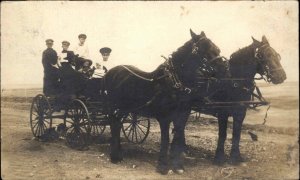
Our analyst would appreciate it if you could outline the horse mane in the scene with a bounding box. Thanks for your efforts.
[170,39,193,66]
[230,44,255,64]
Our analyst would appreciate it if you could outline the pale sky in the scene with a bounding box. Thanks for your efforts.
[1,1,298,88]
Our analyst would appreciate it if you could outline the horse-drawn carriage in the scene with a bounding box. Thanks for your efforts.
[30,30,286,174]
[30,78,151,150]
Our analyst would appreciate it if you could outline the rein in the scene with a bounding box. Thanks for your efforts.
[121,65,154,82]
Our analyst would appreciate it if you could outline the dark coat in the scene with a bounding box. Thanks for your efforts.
[42,48,59,96]
[42,48,58,76]
[59,51,86,96]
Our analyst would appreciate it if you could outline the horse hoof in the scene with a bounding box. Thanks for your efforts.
[110,157,123,164]
[213,158,225,166]
[213,154,226,166]
[229,156,244,165]
[156,165,169,175]
[156,168,169,175]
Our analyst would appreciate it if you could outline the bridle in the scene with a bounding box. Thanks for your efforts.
[162,36,222,94]
[254,44,283,82]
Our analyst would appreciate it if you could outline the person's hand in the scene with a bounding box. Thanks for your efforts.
[95,63,101,69]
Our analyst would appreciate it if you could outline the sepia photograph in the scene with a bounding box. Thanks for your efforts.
[1,1,299,179]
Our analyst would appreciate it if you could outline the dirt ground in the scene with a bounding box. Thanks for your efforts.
[1,82,299,180]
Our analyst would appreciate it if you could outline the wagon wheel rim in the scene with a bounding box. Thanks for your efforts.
[30,94,52,138]
[122,113,150,144]
[65,99,91,149]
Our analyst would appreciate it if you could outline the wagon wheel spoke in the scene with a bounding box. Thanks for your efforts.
[34,123,39,136]
[131,125,135,142]
[32,121,39,129]
[129,113,133,120]
[137,126,143,141]
[36,123,41,136]
[39,122,45,136]
[65,119,74,124]
[123,123,133,132]
[43,119,50,125]
[41,122,47,135]
[127,125,134,140]
[33,103,38,112]
[31,112,39,117]
[31,116,39,122]
[78,120,89,127]
[137,123,148,129]
[135,126,139,142]
[136,124,147,136]
[78,124,86,133]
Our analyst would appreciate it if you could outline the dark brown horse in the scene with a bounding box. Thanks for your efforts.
[103,30,223,174]
[193,36,286,165]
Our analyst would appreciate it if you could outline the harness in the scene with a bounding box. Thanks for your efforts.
[162,55,192,94]
[254,44,283,83]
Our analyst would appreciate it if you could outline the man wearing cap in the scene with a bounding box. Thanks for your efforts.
[57,41,75,68]
[42,39,59,96]
[74,34,89,60]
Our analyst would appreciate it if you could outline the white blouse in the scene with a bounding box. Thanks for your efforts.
[74,43,89,59]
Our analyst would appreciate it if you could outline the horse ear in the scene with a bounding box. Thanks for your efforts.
[190,29,197,40]
[262,35,269,44]
[200,31,206,37]
[251,36,260,45]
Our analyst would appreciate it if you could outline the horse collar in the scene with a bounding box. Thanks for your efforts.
[162,56,192,94]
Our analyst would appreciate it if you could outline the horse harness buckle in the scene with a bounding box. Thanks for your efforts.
[184,87,192,94]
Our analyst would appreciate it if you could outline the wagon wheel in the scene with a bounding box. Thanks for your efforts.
[65,99,91,150]
[30,94,52,138]
[90,112,107,137]
[121,113,150,144]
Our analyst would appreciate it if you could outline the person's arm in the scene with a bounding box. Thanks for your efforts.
[49,50,58,65]
[57,56,62,67]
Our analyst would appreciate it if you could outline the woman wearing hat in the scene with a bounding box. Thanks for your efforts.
[74,33,90,59]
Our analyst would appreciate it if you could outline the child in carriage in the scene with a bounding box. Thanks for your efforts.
[77,59,95,79]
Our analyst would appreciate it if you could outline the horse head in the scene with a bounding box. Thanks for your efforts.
[190,29,221,61]
[252,36,287,84]
[172,29,223,89]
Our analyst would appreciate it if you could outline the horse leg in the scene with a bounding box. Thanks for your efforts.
[213,112,229,165]
[109,115,123,163]
[230,109,246,164]
[170,110,189,174]
[156,118,171,175]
